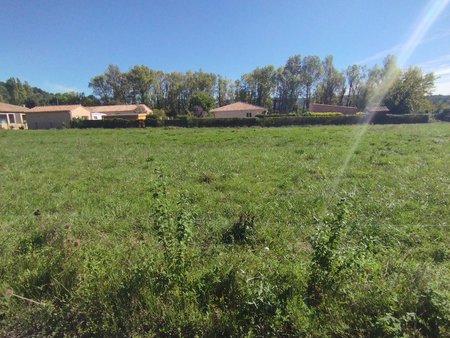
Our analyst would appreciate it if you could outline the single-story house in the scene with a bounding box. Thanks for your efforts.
[90,112,106,120]
[210,102,267,118]
[309,103,358,115]
[87,104,152,121]
[27,105,91,129]
[0,102,29,129]
[365,106,390,114]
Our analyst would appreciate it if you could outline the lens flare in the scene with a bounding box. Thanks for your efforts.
[324,0,449,211]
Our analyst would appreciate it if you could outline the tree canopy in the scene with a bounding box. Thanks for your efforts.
[189,92,215,117]
[1,54,436,115]
[0,78,100,108]
[384,66,435,114]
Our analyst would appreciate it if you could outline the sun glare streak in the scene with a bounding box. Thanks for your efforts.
[324,0,450,213]
[398,0,450,67]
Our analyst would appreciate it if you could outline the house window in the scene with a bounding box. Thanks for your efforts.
[246,112,252,117]
[8,114,15,123]
[0,114,7,124]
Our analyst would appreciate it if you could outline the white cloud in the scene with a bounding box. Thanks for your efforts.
[355,31,450,66]
[418,54,450,94]
[419,53,450,68]
[433,73,450,94]
[44,82,80,93]
[434,67,450,76]
[355,45,402,65]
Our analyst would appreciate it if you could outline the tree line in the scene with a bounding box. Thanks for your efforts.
[0,78,100,108]
[1,54,436,115]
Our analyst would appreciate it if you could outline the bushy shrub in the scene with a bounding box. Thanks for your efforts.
[150,108,166,120]
[305,111,344,116]
[435,108,450,122]
[71,114,429,129]
[144,115,429,128]
[369,113,429,124]
[73,118,141,128]
[222,212,256,244]
[188,117,260,128]
[255,112,298,118]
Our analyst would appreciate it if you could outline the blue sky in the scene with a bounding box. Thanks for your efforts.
[1,0,450,94]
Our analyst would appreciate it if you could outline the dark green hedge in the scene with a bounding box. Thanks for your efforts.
[258,115,361,126]
[435,109,450,122]
[370,113,429,124]
[147,115,360,128]
[147,114,428,127]
[74,119,142,129]
[72,114,429,129]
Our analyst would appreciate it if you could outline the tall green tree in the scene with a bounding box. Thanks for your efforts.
[154,70,168,109]
[189,91,215,117]
[238,65,276,109]
[5,78,26,105]
[277,55,303,113]
[302,56,323,110]
[357,55,401,110]
[344,65,365,107]
[384,67,435,114]
[126,65,156,105]
[314,55,344,105]
[89,75,112,104]
[216,76,234,106]
[165,72,186,116]
[0,84,9,102]
[188,70,217,96]
[104,65,129,103]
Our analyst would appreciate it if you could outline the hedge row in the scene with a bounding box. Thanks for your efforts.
[435,109,450,122]
[370,113,429,124]
[73,119,142,129]
[147,114,428,127]
[72,114,429,129]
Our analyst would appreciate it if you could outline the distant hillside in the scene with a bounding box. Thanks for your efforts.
[428,95,450,109]
[0,77,99,108]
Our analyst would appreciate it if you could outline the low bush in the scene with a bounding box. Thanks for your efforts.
[435,109,450,122]
[147,116,362,128]
[72,114,429,129]
[222,211,256,244]
[74,118,141,128]
[305,111,344,116]
[370,113,429,124]
[260,115,362,126]
[150,108,166,120]
[255,112,298,118]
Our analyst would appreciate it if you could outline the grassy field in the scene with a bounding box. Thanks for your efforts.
[1,123,449,336]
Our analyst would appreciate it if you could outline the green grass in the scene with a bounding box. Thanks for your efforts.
[1,124,449,336]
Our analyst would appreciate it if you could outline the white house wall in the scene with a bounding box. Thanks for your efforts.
[213,110,261,118]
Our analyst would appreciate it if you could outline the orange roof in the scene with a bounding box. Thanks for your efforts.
[211,101,266,113]
[29,105,83,113]
[86,104,152,114]
[309,103,357,114]
[366,106,390,113]
[0,102,30,113]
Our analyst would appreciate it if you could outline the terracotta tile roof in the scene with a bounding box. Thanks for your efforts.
[28,105,83,113]
[0,102,30,113]
[309,103,358,114]
[211,101,266,113]
[365,106,390,113]
[86,104,152,114]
